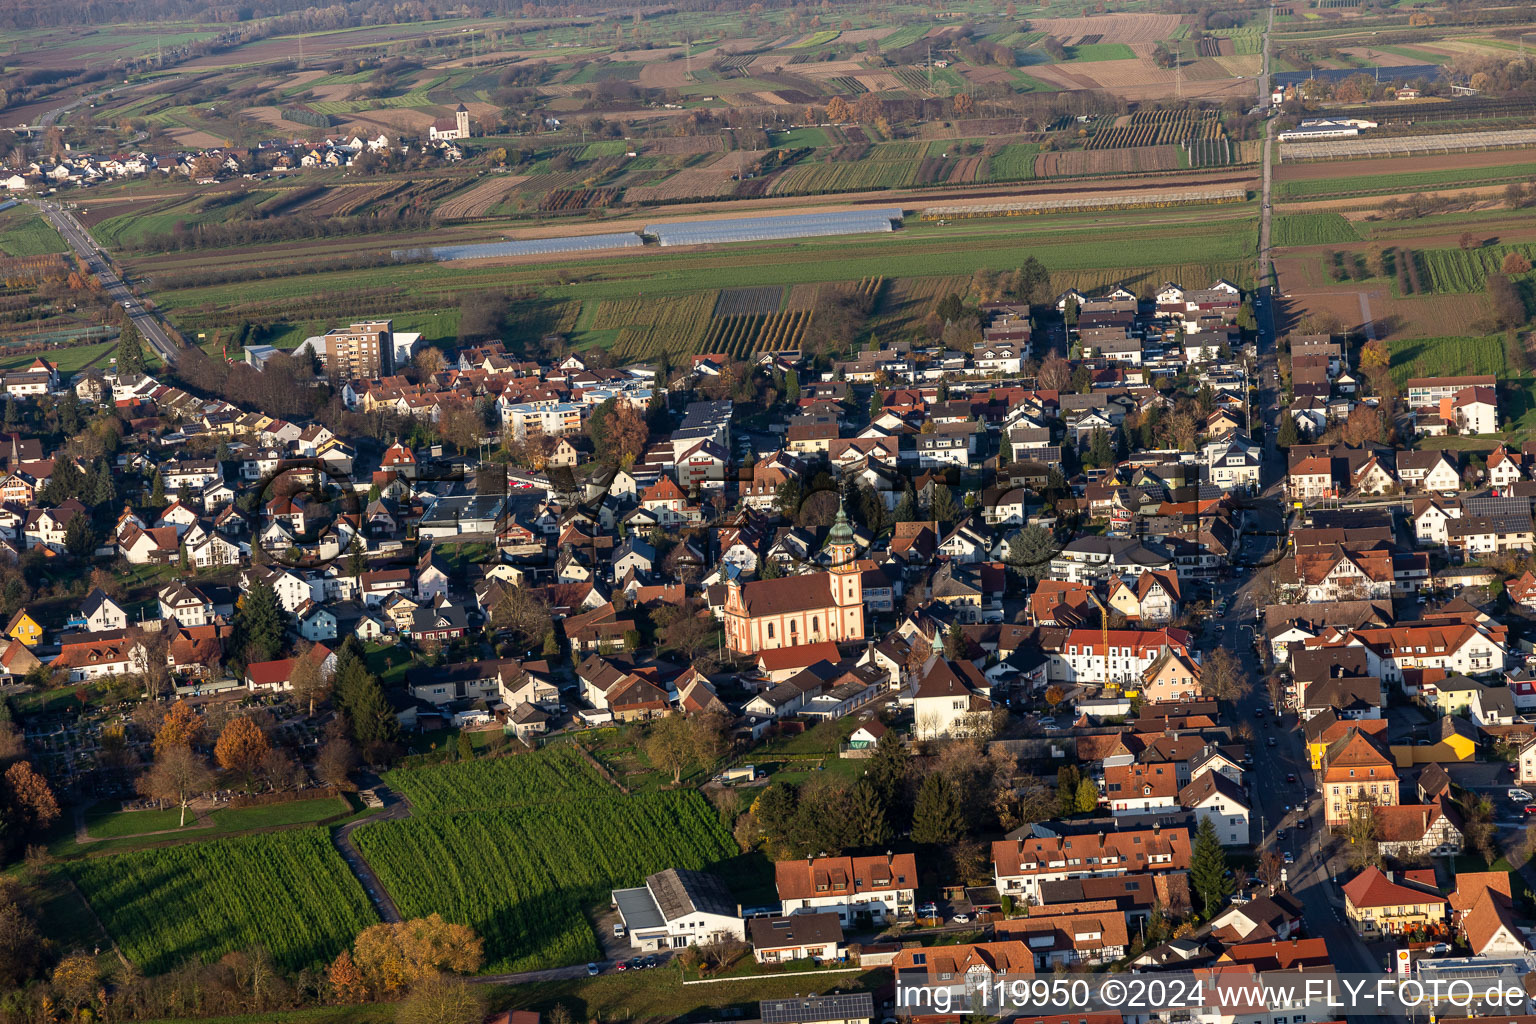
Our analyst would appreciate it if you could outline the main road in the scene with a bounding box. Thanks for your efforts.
[30,199,181,366]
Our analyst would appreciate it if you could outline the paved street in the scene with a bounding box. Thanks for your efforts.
[28,198,182,366]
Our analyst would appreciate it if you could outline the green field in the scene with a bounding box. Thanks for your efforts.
[355,748,737,971]
[94,190,278,250]
[987,143,1040,181]
[1389,334,1509,387]
[1062,42,1136,61]
[0,210,68,257]
[1411,243,1536,294]
[1275,161,1536,200]
[1272,212,1363,246]
[0,339,119,374]
[383,744,611,813]
[69,829,375,974]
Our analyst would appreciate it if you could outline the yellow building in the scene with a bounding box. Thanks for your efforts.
[1342,866,1448,937]
[1389,715,1478,768]
[5,608,42,648]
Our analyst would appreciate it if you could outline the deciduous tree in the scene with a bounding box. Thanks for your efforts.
[215,716,270,784]
[2,761,58,832]
[153,701,201,756]
[395,975,486,1024]
[137,744,215,827]
[1200,648,1249,703]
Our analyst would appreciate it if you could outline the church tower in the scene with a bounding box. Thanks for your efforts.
[826,497,864,641]
[454,104,470,139]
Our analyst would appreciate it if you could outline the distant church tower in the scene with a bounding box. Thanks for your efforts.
[454,104,470,138]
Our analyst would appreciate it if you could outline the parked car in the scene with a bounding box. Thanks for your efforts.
[1427,943,1452,955]
[1523,805,1536,815]
[1283,851,1294,864]
[1286,773,1296,783]
[642,955,658,969]
[587,963,600,976]
[627,957,643,970]
[1511,789,1533,803]
[613,923,625,937]
[1296,818,1308,829]
[1267,737,1277,746]
[951,914,970,925]
[615,960,629,972]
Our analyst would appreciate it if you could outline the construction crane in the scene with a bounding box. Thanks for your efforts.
[1086,587,1113,694]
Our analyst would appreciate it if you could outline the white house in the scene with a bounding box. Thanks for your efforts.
[775,854,917,926]
[611,868,746,951]
[1180,770,1251,846]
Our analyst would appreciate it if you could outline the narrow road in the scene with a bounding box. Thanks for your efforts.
[333,788,411,925]
[30,198,182,366]
[1257,2,1277,290]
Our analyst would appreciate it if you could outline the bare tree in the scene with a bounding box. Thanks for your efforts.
[137,745,215,827]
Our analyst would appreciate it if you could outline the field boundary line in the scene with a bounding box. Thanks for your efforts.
[682,966,866,985]
[65,876,132,971]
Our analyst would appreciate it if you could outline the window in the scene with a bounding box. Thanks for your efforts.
[767,624,775,639]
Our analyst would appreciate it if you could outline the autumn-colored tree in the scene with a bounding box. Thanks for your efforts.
[215,716,270,784]
[351,915,484,998]
[413,347,446,379]
[1503,251,1532,275]
[317,737,359,789]
[952,92,975,116]
[1358,337,1389,377]
[329,949,368,1003]
[608,401,650,466]
[51,953,98,1010]
[3,761,59,832]
[1341,403,1382,446]
[153,701,200,756]
[825,95,852,122]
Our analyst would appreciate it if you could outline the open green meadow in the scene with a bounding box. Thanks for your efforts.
[1271,212,1362,246]
[0,209,68,257]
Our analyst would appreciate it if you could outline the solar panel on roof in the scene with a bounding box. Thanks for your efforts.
[760,993,875,1024]
[395,232,643,262]
[646,208,902,247]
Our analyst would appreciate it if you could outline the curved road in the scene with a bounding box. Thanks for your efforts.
[30,199,181,366]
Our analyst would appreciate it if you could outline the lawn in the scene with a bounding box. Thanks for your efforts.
[56,796,356,859]
[0,211,68,257]
[85,805,186,838]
